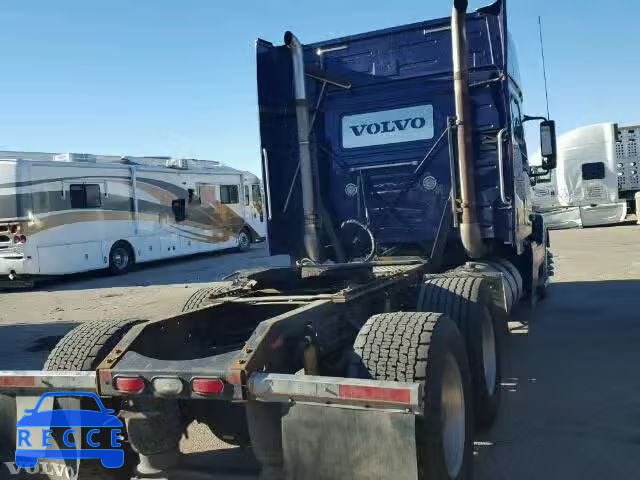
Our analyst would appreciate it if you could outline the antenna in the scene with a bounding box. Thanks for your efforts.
[538,16,551,119]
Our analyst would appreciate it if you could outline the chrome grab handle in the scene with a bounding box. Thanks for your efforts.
[497,128,509,204]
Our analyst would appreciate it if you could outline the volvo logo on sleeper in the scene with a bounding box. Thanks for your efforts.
[341,105,434,149]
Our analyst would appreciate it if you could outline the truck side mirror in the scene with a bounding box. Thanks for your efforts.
[540,120,557,170]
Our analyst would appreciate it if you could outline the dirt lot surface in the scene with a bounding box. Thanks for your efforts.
[2,225,640,479]
[0,246,288,370]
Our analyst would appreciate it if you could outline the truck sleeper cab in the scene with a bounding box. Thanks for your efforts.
[258,0,543,266]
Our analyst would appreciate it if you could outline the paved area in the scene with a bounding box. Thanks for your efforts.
[476,223,640,479]
[2,225,640,479]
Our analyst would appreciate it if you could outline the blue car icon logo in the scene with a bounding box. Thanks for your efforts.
[15,391,124,469]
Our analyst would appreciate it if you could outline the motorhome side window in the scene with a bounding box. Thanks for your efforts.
[220,185,239,204]
[69,184,102,209]
[198,185,217,206]
[244,185,250,206]
[252,184,264,221]
[251,184,262,204]
[582,162,605,180]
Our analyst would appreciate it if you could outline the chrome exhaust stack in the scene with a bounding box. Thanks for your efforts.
[452,0,488,259]
[284,31,322,262]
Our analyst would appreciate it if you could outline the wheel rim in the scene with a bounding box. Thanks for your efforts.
[238,232,250,249]
[481,311,497,395]
[441,352,466,478]
[112,248,129,270]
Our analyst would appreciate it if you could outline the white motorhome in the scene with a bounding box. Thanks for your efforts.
[531,123,628,229]
[0,155,266,281]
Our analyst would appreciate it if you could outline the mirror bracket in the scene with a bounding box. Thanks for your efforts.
[522,115,548,124]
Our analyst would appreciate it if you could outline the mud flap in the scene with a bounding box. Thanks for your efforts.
[12,395,80,479]
[281,404,418,480]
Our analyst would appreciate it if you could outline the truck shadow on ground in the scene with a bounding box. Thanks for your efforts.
[0,323,77,370]
[178,448,261,476]
[2,280,640,479]
[475,278,640,480]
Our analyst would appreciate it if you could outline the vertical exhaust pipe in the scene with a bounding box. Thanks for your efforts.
[284,31,322,262]
[452,0,488,259]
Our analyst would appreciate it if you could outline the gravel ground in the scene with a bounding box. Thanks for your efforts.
[2,225,640,479]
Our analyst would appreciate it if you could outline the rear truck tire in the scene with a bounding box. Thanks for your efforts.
[108,240,134,275]
[418,276,502,431]
[45,318,143,371]
[181,283,234,312]
[350,312,473,480]
[44,318,143,479]
[237,228,251,253]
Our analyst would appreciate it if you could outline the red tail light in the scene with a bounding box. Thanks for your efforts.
[191,377,225,395]
[114,376,145,394]
[338,384,412,404]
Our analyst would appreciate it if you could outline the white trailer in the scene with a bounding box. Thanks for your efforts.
[0,156,266,281]
[615,124,640,210]
[531,123,628,229]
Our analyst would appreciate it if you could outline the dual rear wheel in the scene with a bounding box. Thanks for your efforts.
[351,277,506,479]
[351,312,473,480]
[418,276,503,430]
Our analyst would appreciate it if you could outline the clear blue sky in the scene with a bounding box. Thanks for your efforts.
[1,1,638,174]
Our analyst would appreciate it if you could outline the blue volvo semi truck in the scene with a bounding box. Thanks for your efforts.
[0,1,557,479]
